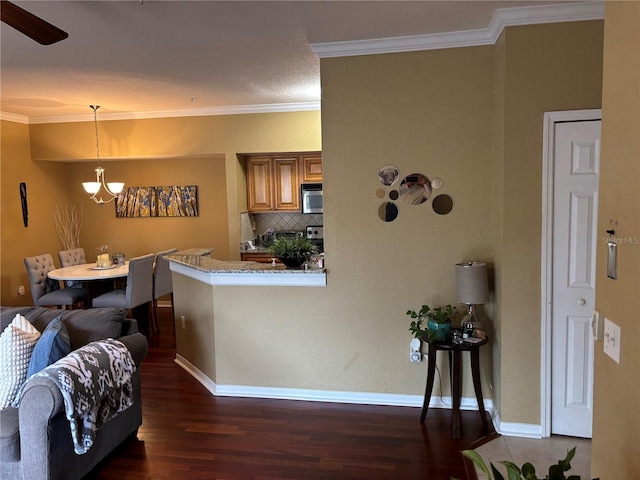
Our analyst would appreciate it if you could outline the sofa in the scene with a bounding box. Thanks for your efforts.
[0,306,149,480]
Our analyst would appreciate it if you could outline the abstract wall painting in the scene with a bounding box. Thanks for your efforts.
[115,185,198,218]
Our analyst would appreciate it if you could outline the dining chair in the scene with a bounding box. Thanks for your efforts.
[91,253,155,323]
[58,247,87,288]
[24,254,87,309]
[152,248,178,332]
[58,247,86,267]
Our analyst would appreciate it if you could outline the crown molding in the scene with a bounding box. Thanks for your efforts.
[0,111,29,124]
[3,101,320,125]
[311,1,604,58]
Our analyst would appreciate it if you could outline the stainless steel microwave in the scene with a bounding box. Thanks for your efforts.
[301,183,323,214]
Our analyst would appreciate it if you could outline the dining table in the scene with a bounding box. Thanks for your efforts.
[48,262,129,304]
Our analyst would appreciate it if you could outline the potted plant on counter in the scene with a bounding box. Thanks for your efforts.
[268,237,317,268]
[406,304,457,343]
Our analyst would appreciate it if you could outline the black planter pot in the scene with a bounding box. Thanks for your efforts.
[277,255,308,268]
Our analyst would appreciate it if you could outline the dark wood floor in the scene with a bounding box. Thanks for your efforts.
[87,309,497,480]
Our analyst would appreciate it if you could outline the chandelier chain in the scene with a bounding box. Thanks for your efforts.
[90,105,101,166]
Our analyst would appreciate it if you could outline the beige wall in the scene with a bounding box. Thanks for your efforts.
[495,21,603,423]
[320,46,495,396]
[592,2,640,476]
[1,121,72,306]
[64,155,230,263]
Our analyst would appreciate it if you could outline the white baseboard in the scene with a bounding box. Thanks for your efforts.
[175,353,497,413]
[492,410,543,438]
[174,354,218,394]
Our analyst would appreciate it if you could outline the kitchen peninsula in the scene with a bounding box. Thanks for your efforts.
[166,248,329,399]
[168,248,325,287]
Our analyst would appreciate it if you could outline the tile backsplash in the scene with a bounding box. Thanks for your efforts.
[253,213,323,234]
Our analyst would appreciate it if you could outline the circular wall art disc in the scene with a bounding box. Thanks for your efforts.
[399,173,431,205]
[431,177,443,189]
[432,194,454,215]
[378,201,399,222]
[378,165,400,186]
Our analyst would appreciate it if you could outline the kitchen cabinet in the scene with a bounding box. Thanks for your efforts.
[246,153,321,212]
[273,157,299,210]
[246,155,299,212]
[240,252,282,264]
[246,157,273,211]
[301,154,322,183]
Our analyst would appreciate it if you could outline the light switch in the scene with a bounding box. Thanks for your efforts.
[603,318,621,364]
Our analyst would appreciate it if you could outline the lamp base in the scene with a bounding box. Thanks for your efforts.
[461,304,483,338]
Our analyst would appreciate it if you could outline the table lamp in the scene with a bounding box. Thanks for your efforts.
[455,261,489,333]
[240,212,256,250]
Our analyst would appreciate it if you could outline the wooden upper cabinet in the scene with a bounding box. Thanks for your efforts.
[273,157,300,211]
[247,156,274,211]
[246,152,320,212]
[301,154,322,183]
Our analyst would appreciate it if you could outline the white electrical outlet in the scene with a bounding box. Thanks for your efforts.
[603,317,621,364]
[409,338,422,362]
[17,285,25,296]
[180,315,186,330]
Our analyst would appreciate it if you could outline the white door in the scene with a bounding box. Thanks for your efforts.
[551,120,601,438]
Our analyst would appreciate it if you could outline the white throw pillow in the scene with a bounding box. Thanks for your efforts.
[0,314,41,409]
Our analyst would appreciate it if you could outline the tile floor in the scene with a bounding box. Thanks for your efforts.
[473,435,592,479]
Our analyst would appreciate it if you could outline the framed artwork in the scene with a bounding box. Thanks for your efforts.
[115,185,198,218]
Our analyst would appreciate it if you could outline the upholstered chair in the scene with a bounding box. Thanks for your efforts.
[58,247,86,267]
[24,254,87,308]
[91,254,155,321]
[151,248,177,332]
[58,247,87,287]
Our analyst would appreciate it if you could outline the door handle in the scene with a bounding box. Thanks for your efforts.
[577,298,586,306]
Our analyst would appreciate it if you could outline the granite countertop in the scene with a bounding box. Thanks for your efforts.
[168,249,324,275]
[240,246,273,255]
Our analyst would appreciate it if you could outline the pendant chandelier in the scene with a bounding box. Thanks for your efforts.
[82,105,124,204]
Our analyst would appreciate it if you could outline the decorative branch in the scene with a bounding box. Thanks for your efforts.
[51,202,83,250]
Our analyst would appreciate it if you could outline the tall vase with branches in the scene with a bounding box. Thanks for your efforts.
[51,202,83,250]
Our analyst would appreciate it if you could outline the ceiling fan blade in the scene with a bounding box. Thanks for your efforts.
[1,0,68,45]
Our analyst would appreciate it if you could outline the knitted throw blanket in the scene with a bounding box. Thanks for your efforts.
[24,339,135,454]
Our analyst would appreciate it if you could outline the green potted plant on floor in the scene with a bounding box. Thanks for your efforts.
[268,236,317,268]
[406,304,457,343]
[455,446,599,480]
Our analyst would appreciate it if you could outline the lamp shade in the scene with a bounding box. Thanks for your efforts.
[240,212,255,243]
[82,182,101,194]
[455,261,489,304]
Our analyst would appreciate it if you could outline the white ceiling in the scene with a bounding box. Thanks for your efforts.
[0,0,602,122]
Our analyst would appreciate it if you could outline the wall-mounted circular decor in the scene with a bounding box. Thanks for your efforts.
[378,165,400,186]
[432,194,454,215]
[399,173,431,205]
[378,202,399,222]
[431,177,443,189]
[389,189,399,201]
[376,188,387,199]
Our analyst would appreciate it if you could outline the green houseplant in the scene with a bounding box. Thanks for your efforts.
[406,304,457,343]
[268,237,317,268]
[456,446,599,480]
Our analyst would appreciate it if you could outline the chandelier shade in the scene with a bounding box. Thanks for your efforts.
[82,106,124,204]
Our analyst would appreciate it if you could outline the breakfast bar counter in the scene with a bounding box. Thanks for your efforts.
[167,249,326,287]
[166,247,329,395]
